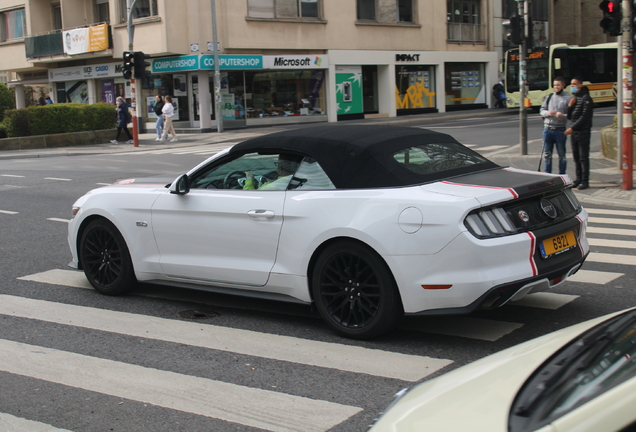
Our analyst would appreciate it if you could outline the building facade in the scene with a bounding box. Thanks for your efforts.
[0,0,499,130]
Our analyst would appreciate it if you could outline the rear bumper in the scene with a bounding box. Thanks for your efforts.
[405,252,588,316]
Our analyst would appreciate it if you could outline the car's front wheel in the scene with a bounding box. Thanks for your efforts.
[79,218,136,295]
[312,241,403,339]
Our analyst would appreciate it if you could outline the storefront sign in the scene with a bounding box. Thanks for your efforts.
[200,55,263,70]
[396,54,421,62]
[263,55,328,69]
[152,55,200,73]
[49,62,122,82]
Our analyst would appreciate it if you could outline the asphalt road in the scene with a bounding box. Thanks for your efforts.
[1,110,635,432]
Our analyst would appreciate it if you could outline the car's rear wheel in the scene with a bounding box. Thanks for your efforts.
[312,241,403,339]
[79,218,136,295]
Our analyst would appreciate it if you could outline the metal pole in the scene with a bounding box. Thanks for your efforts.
[211,0,223,133]
[519,0,528,155]
[617,33,623,170]
[127,0,139,147]
[621,0,633,189]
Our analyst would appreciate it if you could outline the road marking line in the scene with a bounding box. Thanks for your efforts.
[44,177,72,181]
[588,238,636,249]
[588,216,636,227]
[477,145,509,151]
[587,226,636,237]
[0,210,19,215]
[0,413,73,432]
[46,218,70,223]
[585,208,636,217]
[586,252,636,266]
[402,316,522,342]
[18,269,92,289]
[95,183,111,186]
[566,269,624,284]
[0,174,25,178]
[0,338,361,432]
[0,293,450,382]
[511,292,579,309]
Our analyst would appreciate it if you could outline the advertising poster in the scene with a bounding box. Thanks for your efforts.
[221,93,235,121]
[63,28,89,55]
[102,79,115,104]
[66,80,89,104]
[147,96,158,119]
[335,66,363,116]
[88,24,108,52]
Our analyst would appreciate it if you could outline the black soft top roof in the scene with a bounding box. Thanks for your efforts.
[230,125,498,189]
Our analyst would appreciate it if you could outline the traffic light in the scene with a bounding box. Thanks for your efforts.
[599,0,622,36]
[133,51,151,79]
[507,15,523,45]
[122,51,134,80]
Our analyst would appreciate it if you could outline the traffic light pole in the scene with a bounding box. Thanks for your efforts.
[519,0,529,155]
[621,0,633,189]
[127,0,139,147]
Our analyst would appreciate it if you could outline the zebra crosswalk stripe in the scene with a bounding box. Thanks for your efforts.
[0,294,451,382]
[586,252,636,266]
[588,216,636,227]
[0,413,73,432]
[0,339,361,432]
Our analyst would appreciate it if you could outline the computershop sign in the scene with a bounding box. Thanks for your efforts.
[151,55,263,73]
[151,54,328,73]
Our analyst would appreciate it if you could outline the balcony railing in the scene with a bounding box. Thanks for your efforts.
[25,23,111,59]
[447,23,485,44]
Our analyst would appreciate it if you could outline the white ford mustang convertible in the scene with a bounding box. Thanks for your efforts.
[68,125,589,338]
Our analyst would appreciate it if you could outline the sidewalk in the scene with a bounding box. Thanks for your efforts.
[1,108,635,208]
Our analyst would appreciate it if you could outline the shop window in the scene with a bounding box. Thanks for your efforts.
[247,0,320,19]
[119,0,157,23]
[0,8,26,41]
[395,65,437,115]
[244,70,326,118]
[446,0,484,43]
[444,62,486,109]
[357,0,375,20]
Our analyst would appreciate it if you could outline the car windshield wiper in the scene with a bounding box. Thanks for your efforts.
[513,310,636,418]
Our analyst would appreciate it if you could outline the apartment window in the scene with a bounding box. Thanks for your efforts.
[119,0,158,23]
[247,0,320,19]
[397,0,413,22]
[52,4,62,30]
[447,0,484,43]
[1,8,26,41]
[96,0,110,23]
[357,0,375,20]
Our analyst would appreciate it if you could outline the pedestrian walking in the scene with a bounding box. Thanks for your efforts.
[492,81,506,108]
[564,77,593,190]
[111,96,134,144]
[161,95,177,142]
[539,76,570,174]
[153,95,165,141]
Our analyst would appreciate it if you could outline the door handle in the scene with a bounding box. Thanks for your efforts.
[247,209,275,220]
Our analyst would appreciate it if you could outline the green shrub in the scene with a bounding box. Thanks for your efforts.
[2,102,116,137]
[0,82,15,122]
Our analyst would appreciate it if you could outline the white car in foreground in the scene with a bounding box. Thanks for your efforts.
[68,125,589,338]
[369,307,636,432]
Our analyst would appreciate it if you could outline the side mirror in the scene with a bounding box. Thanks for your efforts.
[169,174,190,195]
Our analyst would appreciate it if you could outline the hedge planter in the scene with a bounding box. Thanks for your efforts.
[0,129,117,152]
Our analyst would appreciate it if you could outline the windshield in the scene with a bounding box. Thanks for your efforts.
[506,48,550,93]
[509,310,636,432]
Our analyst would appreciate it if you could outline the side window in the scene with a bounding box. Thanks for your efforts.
[289,157,335,190]
[189,152,304,191]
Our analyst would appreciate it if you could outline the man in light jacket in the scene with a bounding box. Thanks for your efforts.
[540,76,571,174]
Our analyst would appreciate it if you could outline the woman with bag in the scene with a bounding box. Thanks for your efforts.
[153,95,165,141]
[160,95,178,142]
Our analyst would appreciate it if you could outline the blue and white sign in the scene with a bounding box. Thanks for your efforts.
[151,55,200,73]
[200,55,263,70]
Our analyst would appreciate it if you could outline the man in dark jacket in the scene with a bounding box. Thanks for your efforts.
[564,77,593,190]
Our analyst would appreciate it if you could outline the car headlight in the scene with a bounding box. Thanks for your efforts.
[71,206,80,218]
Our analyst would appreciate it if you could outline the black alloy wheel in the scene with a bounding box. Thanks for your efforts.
[312,241,403,339]
[79,219,136,295]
